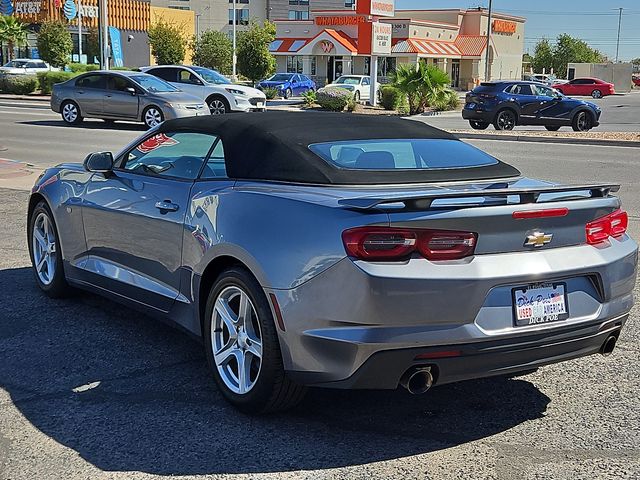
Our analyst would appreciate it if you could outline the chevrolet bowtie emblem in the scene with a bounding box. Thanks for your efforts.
[525,232,553,247]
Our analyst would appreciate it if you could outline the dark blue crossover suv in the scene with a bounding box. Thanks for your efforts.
[462,81,601,131]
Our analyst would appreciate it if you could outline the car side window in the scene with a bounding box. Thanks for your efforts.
[26,62,39,68]
[200,139,228,179]
[533,85,553,96]
[75,74,107,89]
[108,75,134,92]
[121,132,217,180]
[148,68,177,82]
[508,84,533,95]
[178,69,202,85]
[362,77,370,85]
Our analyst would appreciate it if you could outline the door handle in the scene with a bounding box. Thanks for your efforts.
[105,94,112,98]
[155,200,179,212]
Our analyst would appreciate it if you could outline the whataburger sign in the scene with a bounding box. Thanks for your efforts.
[353,0,394,55]
[356,0,394,17]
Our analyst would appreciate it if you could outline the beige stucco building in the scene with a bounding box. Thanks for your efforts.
[270,7,526,89]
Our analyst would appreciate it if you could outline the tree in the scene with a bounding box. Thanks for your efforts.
[391,62,451,115]
[531,38,553,74]
[85,27,100,64]
[37,20,73,68]
[236,20,276,83]
[551,34,605,78]
[148,19,187,65]
[192,30,232,74]
[0,16,28,62]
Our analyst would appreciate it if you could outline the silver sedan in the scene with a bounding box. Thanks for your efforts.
[50,70,208,128]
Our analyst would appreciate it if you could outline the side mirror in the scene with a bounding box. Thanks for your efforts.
[84,152,114,173]
[125,87,136,95]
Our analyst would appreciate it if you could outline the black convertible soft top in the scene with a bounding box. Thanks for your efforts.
[159,112,520,184]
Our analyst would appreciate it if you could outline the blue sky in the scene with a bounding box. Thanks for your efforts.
[398,1,640,61]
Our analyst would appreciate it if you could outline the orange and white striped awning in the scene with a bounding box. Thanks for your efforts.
[392,39,461,57]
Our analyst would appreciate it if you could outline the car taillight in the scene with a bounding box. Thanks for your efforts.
[585,209,628,245]
[342,227,477,261]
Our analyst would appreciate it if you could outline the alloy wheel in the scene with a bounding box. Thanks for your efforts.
[32,212,57,285]
[144,108,163,127]
[62,103,78,123]
[575,111,591,131]
[592,90,602,98]
[209,99,227,115]
[496,111,515,130]
[211,286,263,395]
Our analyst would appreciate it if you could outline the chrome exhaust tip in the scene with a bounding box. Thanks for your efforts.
[400,366,433,395]
[600,335,617,357]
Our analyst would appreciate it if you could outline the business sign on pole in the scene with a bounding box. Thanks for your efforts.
[108,26,125,67]
[371,21,392,55]
[356,0,394,18]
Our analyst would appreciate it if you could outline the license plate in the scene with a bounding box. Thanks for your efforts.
[257,102,264,108]
[513,283,569,327]
[466,102,476,109]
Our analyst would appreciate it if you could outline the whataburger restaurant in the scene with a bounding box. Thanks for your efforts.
[270,3,526,90]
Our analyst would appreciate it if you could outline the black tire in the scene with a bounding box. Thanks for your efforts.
[60,100,83,125]
[545,125,561,131]
[142,105,164,128]
[204,267,306,413]
[207,96,230,115]
[572,110,594,131]
[283,88,292,99]
[354,90,361,102]
[493,109,517,130]
[591,89,602,98]
[28,201,70,298]
[469,120,489,130]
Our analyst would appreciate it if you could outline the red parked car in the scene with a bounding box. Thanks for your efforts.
[632,76,640,87]
[553,78,615,98]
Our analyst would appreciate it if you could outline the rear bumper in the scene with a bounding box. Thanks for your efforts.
[462,108,494,122]
[301,314,626,389]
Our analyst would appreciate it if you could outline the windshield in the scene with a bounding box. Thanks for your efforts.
[191,67,231,85]
[130,75,178,93]
[334,76,361,85]
[268,74,293,82]
[309,139,499,170]
[3,60,28,68]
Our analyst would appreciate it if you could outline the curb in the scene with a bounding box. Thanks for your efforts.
[452,132,640,148]
[0,94,50,102]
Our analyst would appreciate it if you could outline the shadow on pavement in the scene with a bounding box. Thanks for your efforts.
[0,266,550,475]
[19,120,147,131]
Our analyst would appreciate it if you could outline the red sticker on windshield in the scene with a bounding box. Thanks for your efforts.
[137,134,179,153]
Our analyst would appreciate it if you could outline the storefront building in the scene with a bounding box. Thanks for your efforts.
[270,7,525,89]
[1,0,160,67]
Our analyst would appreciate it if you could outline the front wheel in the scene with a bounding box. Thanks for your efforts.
[545,125,561,131]
[283,88,292,99]
[493,109,516,130]
[591,89,602,98]
[572,111,593,131]
[354,90,361,102]
[61,101,83,125]
[208,97,230,115]
[143,106,164,128]
[469,120,489,130]
[28,201,69,297]
[204,267,306,413]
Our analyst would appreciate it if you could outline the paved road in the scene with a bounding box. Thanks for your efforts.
[414,91,640,132]
[0,124,639,479]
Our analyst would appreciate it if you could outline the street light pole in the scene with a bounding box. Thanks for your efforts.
[99,0,109,69]
[78,0,83,62]
[615,7,623,63]
[232,0,237,79]
[484,0,492,81]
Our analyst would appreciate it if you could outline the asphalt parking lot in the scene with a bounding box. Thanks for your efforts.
[1,121,639,479]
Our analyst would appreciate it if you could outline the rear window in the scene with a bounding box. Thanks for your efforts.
[472,84,498,93]
[308,139,499,170]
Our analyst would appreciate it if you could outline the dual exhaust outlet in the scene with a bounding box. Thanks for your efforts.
[400,333,618,395]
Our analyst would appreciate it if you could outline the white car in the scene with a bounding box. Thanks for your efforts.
[141,65,267,115]
[322,75,377,102]
[0,59,58,75]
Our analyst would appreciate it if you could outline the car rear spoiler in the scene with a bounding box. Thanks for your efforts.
[337,183,620,210]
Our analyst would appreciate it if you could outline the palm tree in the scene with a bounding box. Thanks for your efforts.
[391,62,451,115]
[0,16,28,62]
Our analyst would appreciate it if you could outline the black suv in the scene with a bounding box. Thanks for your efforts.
[462,81,601,131]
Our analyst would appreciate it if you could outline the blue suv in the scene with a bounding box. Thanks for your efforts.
[462,81,601,131]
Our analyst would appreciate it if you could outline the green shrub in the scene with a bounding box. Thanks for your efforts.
[0,75,38,95]
[37,71,78,95]
[263,87,278,100]
[316,87,351,112]
[346,95,357,112]
[68,63,99,73]
[301,89,316,107]
[379,85,408,112]
[432,89,461,111]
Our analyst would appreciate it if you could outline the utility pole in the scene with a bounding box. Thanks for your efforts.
[98,0,109,69]
[615,7,623,63]
[484,0,493,81]
[78,0,83,62]
[232,0,237,79]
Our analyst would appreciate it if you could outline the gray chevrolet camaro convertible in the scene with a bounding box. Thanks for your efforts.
[27,112,638,413]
